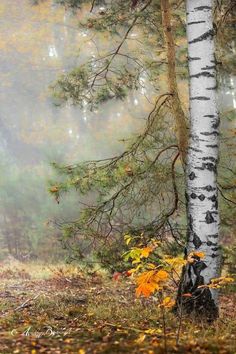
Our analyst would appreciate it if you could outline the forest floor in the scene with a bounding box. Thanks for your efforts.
[0,261,235,354]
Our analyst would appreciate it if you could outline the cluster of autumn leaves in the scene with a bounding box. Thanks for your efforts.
[136,269,170,298]
[122,235,234,309]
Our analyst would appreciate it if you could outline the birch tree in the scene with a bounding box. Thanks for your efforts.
[177,0,220,320]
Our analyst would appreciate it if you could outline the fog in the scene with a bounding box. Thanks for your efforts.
[0,0,235,261]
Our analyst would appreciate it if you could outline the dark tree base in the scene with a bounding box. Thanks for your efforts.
[175,287,219,322]
[174,262,219,322]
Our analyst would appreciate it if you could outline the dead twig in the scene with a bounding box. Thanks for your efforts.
[15,294,40,311]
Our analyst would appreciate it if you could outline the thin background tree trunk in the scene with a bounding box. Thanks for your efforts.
[160,0,188,166]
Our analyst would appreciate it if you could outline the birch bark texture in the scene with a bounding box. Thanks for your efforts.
[178,0,221,320]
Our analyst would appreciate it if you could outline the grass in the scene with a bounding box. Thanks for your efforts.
[0,261,235,353]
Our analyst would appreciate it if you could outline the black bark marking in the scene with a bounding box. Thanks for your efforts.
[205,211,215,224]
[189,214,193,231]
[202,156,217,162]
[205,162,216,172]
[202,185,216,192]
[190,193,197,199]
[185,191,190,202]
[189,29,214,44]
[190,133,200,140]
[206,86,217,91]
[206,144,218,148]
[208,233,218,238]
[193,233,202,248]
[194,6,211,11]
[195,162,216,173]
[208,194,217,202]
[200,131,219,136]
[189,147,202,153]
[188,56,201,61]
[190,96,210,101]
[189,171,196,180]
[208,194,218,210]
[207,241,217,246]
[201,65,216,70]
[190,72,214,78]
[212,119,220,129]
[184,246,188,256]
[204,115,216,118]
[211,247,219,252]
[188,20,206,25]
[211,253,219,258]
[198,194,205,201]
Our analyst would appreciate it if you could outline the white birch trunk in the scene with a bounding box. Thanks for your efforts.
[178,0,220,320]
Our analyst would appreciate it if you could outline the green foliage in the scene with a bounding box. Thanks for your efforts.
[51,61,140,109]
[51,66,90,106]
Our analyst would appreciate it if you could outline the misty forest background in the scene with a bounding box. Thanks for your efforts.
[0,0,235,353]
[0,0,140,262]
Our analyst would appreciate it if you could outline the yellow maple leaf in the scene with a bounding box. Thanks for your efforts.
[224,277,234,282]
[211,276,234,285]
[78,350,86,354]
[160,296,175,308]
[135,333,146,344]
[147,263,157,269]
[164,257,187,267]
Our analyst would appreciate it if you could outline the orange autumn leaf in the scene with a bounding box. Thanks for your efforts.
[193,251,205,259]
[187,251,205,264]
[137,270,168,285]
[50,186,59,193]
[156,270,168,281]
[136,270,168,297]
[137,270,155,285]
[141,247,153,258]
[136,282,159,297]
